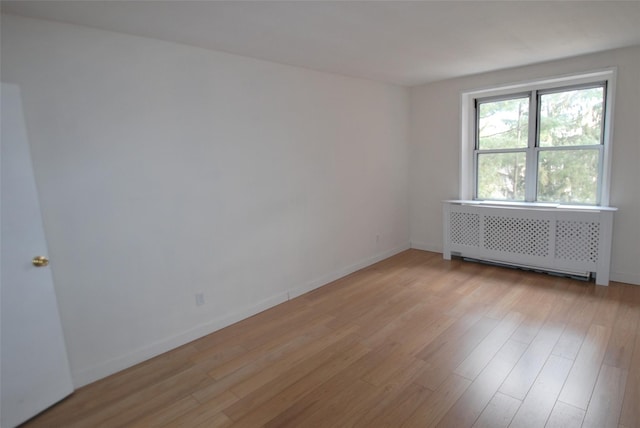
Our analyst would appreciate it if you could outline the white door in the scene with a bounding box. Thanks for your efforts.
[1,83,74,428]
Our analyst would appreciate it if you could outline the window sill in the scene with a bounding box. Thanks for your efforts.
[444,200,618,212]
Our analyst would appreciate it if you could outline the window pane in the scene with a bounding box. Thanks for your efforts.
[478,97,529,149]
[537,149,599,204]
[477,152,526,200]
[539,86,604,147]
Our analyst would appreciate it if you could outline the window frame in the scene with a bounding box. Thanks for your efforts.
[460,68,616,207]
[474,92,531,202]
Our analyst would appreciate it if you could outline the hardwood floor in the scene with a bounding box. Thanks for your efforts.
[22,250,640,427]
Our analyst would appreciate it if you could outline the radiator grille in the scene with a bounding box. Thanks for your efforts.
[555,220,600,263]
[443,201,616,285]
[484,215,550,257]
[450,212,480,246]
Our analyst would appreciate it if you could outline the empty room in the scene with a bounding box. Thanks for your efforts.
[1,1,639,427]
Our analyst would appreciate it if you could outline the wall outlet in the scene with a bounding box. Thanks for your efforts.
[195,292,205,306]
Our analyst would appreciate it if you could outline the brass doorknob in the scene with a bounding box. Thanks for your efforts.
[32,256,49,267]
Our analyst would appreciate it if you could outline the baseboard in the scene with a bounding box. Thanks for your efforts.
[287,243,411,299]
[71,291,289,388]
[409,241,442,253]
[610,271,640,286]
[71,243,411,388]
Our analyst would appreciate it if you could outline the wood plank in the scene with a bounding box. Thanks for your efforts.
[545,402,585,428]
[345,286,428,338]
[22,344,201,427]
[361,301,452,350]
[617,325,640,428]
[415,315,500,390]
[361,349,424,388]
[498,322,565,400]
[552,291,599,360]
[583,364,628,428]
[192,412,232,428]
[558,323,612,409]
[603,302,640,369]
[484,279,527,320]
[162,390,238,427]
[591,285,624,328]
[190,344,248,373]
[206,316,333,380]
[189,323,334,404]
[442,267,512,318]
[226,343,372,427]
[544,284,580,326]
[509,287,555,344]
[351,358,428,425]
[436,339,527,427]
[272,379,379,427]
[229,327,360,399]
[414,311,484,360]
[471,392,521,428]
[352,382,432,428]
[401,373,472,427]
[261,340,405,428]
[453,311,525,380]
[222,338,368,422]
[129,396,200,427]
[293,358,426,428]
[191,300,320,351]
[69,365,212,428]
[508,354,574,427]
[361,316,456,386]
[324,279,404,326]
[307,268,400,314]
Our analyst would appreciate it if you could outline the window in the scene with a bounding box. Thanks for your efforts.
[461,69,615,206]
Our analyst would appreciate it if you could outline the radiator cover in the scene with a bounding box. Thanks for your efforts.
[443,201,617,285]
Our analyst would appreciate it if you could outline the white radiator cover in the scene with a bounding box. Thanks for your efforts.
[443,201,617,286]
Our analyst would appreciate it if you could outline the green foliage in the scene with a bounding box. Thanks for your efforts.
[478,152,526,200]
[537,150,599,204]
[478,97,529,149]
[539,87,603,147]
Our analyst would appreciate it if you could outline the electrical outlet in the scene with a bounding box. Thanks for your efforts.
[195,292,205,306]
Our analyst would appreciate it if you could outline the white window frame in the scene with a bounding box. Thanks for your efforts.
[460,68,616,206]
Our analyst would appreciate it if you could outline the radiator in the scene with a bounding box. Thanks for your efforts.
[442,201,617,285]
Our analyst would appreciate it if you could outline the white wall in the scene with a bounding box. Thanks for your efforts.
[0,15,410,387]
[409,46,640,285]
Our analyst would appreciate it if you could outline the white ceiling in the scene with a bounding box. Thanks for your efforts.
[2,1,639,86]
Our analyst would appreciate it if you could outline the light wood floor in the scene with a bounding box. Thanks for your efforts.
[23,250,640,428]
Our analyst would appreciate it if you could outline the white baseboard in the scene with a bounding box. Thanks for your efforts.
[409,241,442,253]
[610,271,640,286]
[71,243,411,388]
[71,291,289,388]
[288,243,411,299]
